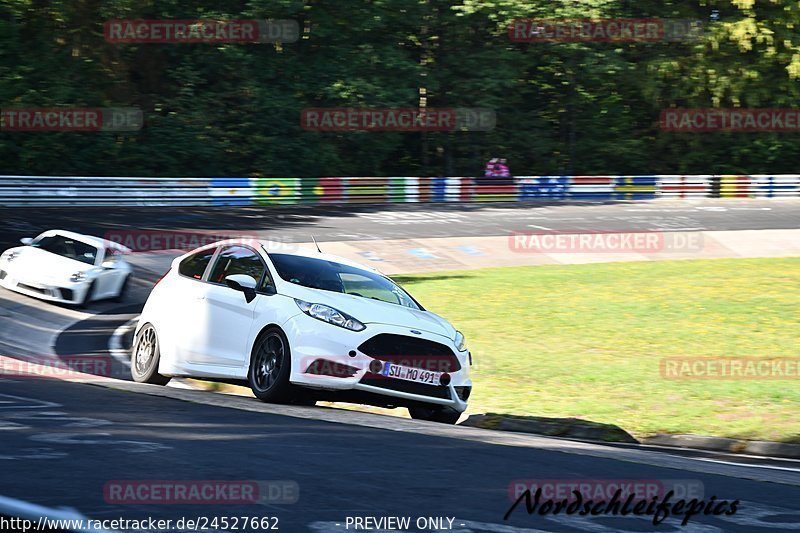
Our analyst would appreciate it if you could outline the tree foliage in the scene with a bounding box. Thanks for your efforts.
[1,0,798,176]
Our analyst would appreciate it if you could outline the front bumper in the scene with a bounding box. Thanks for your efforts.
[0,267,89,305]
[283,312,471,412]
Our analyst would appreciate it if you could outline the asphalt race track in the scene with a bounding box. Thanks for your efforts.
[2,378,800,532]
[1,199,798,251]
[1,199,800,532]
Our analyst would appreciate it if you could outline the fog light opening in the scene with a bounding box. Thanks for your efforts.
[368,359,384,374]
[440,372,451,386]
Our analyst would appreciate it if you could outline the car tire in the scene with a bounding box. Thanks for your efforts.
[77,280,96,308]
[113,275,129,303]
[131,323,171,385]
[408,406,462,425]
[248,327,298,403]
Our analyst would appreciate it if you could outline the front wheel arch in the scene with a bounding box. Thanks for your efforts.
[247,325,294,403]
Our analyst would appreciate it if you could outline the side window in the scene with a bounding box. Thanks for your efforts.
[179,248,216,280]
[208,246,265,285]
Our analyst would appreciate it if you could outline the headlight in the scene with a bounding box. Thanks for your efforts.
[294,299,366,331]
[454,330,467,352]
[70,272,87,283]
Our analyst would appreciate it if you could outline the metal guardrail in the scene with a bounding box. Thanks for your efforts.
[0,175,798,207]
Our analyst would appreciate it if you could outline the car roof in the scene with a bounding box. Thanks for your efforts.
[211,238,380,273]
[38,229,131,253]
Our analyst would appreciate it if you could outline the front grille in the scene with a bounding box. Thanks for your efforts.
[360,372,451,399]
[358,334,461,373]
[59,288,74,301]
[18,283,47,295]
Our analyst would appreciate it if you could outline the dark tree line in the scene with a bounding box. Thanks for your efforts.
[2,0,799,177]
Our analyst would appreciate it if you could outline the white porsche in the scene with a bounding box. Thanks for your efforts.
[132,239,472,423]
[0,229,132,306]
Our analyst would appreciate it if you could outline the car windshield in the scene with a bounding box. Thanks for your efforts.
[31,234,99,266]
[268,253,421,310]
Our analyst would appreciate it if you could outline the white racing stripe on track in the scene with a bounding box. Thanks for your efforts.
[107,317,205,391]
[108,316,138,367]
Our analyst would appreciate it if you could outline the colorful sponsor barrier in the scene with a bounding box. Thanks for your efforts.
[614,176,658,200]
[660,175,712,198]
[0,175,798,206]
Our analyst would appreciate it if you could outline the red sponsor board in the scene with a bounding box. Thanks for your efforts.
[319,177,345,202]
[571,176,614,185]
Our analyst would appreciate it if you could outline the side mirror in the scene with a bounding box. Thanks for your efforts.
[225,274,258,303]
[20,237,33,245]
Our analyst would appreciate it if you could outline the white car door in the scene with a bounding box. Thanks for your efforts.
[92,248,126,298]
[195,245,265,367]
[170,247,219,364]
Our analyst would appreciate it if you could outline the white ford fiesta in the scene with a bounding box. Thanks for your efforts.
[0,229,132,306]
[132,239,472,423]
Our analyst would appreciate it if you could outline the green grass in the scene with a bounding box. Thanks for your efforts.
[393,257,800,442]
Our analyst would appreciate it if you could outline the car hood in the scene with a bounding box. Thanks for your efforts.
[280,283,457,340]
[2,246,94,282]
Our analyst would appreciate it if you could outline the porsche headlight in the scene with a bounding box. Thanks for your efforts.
[294,299,366,331]
[454,330,467,352]
[70,271,87,283]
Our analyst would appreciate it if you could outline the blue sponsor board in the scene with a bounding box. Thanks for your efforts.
[519,176,569,199]
[431,177,448,202]
[757,176,800,197]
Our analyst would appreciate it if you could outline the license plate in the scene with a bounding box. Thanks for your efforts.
[381,363,443,385]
